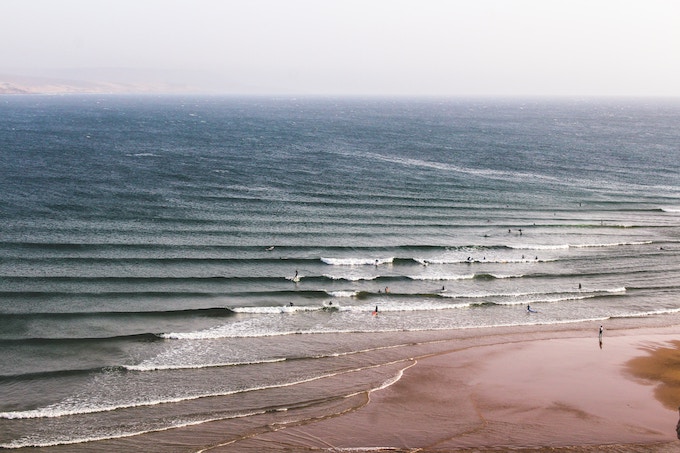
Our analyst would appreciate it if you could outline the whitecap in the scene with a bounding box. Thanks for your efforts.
[321,257,394,266]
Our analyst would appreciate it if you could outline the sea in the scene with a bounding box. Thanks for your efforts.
[1,95,680,450]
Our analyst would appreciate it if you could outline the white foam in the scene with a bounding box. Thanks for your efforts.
[327,290,359,298]
[1,405,274,448]
[231,305,317,314]
[510,241,652,250]
[509,244,570,250]
[321,257,394,266]
[423,257,555,264]
[484,273,525,279]
[1,364,366,421]
[625,306,680,316]
[323,274,378,281]
[569,240,653,248]
[124,357,286,372]
[441,287,626,299]
[414,272,523,280]
[127,152,159,157]
[407,274,475,281]
[371,360,417,393]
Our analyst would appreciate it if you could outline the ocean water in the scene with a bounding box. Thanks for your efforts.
[1,95,680,449]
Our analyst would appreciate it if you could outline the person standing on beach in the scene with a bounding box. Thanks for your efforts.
[599,325,604,341]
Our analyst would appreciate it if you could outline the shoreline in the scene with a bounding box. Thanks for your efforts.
[22,319,680,452]
[204,321,680,452]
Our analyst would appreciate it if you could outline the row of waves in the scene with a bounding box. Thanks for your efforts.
[0,286,630,346]
[0,307,235,321]
[1,265,669,309]
[0,351,414,424]
[5,302,680,424]
[0,285,628,321]
[0,270,642,300]
[1,207,672,228]
[0,240,659,255]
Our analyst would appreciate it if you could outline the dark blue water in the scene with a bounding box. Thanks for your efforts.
[1,95,680,448]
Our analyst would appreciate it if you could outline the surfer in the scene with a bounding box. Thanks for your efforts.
[373,305,378,315]
[527,305,537,313]
[266,246,274,251]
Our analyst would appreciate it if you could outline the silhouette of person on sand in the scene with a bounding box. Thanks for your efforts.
[599,325,604,348]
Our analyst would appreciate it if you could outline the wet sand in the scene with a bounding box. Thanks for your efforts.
[38,322,680,452]
[201,324,680,452]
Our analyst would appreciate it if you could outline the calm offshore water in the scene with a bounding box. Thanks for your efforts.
[1,95,680,449]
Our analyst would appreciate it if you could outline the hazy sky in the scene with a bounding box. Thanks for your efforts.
[2,0,679,96]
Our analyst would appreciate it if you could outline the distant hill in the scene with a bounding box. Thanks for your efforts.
[0,74,190,95]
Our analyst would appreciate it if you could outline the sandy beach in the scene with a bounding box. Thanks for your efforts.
[3,322,678,453]
[15,321,680,453]
[188,323,680,453]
